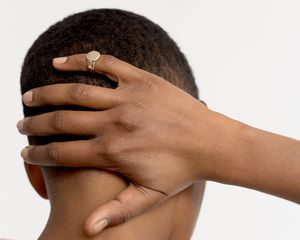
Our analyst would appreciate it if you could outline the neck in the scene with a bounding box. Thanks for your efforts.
[39,168,127,240]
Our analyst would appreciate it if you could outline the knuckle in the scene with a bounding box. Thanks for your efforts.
[51,111,64,131]
[102,139,120,158]
[94,136,130,168]
[69,83,89,101]
[113,198,132,224]
[101,137,128,162]
[47,143,60,164]
[118,119,136,133]
[102,55,118,67]
[141,77,157,90]
[33,86,45,104]
[132,70,158,90]
[116,104,139,132]
[120,207,132,224]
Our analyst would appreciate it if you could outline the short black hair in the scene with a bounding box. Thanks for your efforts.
[20,8,199,147]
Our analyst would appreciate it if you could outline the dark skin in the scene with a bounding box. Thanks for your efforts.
[17,53,300,236]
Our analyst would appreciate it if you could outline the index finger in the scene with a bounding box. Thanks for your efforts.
[52,53,145,85]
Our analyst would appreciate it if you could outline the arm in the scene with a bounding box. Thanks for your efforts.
[210,119,300,203]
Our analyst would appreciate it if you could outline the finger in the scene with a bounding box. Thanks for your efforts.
[22,83,121,108]
[84,184,168,236]
[21,140,107,167]
[52,54,145,84]
[17,110,112,136]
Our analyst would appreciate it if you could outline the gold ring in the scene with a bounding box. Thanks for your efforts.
[86,51,101,72]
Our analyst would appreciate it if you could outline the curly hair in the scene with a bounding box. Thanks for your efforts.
[20,9,199,175]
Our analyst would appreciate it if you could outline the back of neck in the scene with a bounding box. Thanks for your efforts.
[39,168,127,240]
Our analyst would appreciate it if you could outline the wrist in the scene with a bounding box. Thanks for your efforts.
[198,111,253,184]
[210,118,261,186]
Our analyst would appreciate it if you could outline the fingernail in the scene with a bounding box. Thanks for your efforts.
[53,56,68,64]
[21,147,29,160]
[16,119,24,133]
[23,91,33,104]
[93,219,108,235]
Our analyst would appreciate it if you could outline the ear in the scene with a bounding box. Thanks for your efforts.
[24,162,48,199]
[199,100,207,107]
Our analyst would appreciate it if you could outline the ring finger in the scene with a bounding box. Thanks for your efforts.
[17,110,113,136]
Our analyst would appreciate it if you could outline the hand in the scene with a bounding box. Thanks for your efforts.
[18,53,240,235]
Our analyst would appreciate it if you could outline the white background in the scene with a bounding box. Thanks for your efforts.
[1,0,299,239]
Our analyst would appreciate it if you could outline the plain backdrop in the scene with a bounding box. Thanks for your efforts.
[1,0,299,239]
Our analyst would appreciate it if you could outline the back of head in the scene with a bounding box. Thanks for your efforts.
[20,8,199,186]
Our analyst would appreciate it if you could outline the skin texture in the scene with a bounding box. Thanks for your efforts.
[36,168,205,240]
[18,53,300,236]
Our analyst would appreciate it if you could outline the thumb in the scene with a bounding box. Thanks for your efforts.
[84,183,168,236]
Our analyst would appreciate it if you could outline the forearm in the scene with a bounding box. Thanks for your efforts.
[207,117,300,203]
